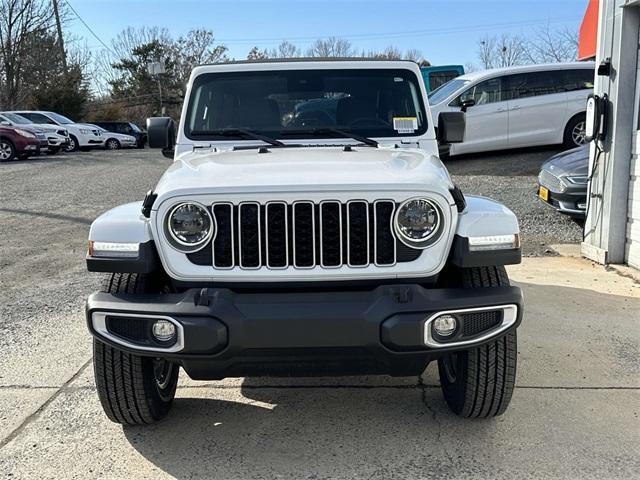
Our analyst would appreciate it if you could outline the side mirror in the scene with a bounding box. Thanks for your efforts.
[437,112,465,144]
[147,117,176,159]
[460,99,475,113]
[0,120,10,126]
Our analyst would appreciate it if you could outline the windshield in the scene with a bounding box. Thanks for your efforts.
[428,78,470,104]
[185,68,427,141]
[47,112,74,124]
[2,112,32,124]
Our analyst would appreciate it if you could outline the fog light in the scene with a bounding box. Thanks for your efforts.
[432,315,458,337]
[152,319,177,342]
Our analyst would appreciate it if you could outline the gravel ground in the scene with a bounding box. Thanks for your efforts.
[446,146,583,255]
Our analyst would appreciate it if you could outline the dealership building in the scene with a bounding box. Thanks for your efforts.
[579,0,640,269]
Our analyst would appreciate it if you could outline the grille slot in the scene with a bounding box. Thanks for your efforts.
[206,199,410,270]
[238,202,261,268]
[320,201,342,267]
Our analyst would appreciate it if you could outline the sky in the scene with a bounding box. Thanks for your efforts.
[65,0,588,67]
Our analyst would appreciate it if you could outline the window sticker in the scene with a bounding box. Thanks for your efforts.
[393,117,418,134]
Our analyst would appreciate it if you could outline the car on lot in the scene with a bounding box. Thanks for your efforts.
[8,110,103,152]
[429,62,595,156]
[421,64,464,94]
[85,59,524,425]
[0,125,48,161]
[0,112,69,154]
[537,144,589,218]
[90,121,147,148]
[87,124,137,150]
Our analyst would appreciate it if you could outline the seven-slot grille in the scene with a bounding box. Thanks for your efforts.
[206,200,400,270]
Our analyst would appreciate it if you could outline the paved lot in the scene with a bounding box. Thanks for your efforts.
[0,149,638,479]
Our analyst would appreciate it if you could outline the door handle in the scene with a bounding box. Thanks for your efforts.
[510,105,521,111]
[496,107,507,112]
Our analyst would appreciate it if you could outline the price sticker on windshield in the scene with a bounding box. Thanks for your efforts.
[393,117,418,134]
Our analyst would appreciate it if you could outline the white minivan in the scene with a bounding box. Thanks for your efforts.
[429,62,595,156]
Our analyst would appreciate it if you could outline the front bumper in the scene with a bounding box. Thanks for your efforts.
[86,284,523,379]
[537,183,587,218]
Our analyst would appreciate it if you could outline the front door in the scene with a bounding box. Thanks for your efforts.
[449,77,509,155]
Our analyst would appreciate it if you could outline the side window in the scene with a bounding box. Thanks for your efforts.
[563,69,594,91]
[27,113,56,124]
[507,71,562,100]
[451,77,503,106]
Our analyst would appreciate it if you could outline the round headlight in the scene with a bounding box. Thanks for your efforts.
[166,202,214,250]
[394,198,442,248]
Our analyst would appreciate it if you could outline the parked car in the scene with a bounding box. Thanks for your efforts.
[421,65,464,94]
[8,110,103,152]
[91,121,147,148]
[87,124,137,150]
[429,62,595,156]
[0,125,48,161]
[537,145,589,218]
[85,59,524,425]
[0,112,69,154]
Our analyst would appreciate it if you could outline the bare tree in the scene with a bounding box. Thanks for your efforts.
[477,34,527,69]
[306,36,355,58]
[247,46,269,60]
[0,0,56,108]
[173,29,228,85]
[269,40,301,59]
[523,24,578,63]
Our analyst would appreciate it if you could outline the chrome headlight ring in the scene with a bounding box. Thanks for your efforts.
[164,201,215,253]
[393,197,444,249]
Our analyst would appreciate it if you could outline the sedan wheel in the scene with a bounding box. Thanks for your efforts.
[65,136,78,152]
[0,140,15,161]
[106,139,120,150]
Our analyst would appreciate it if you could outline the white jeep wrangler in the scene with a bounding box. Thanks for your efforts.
[86,60,523,425]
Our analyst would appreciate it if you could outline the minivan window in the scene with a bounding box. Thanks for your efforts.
[506,71,563,100]
[20,112,56,124]
[563,69,594,91]
[428,78,469,104]
[451,77,503,106]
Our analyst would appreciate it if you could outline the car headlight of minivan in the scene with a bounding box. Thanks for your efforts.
[394,198,442,248]
[79,128,91,134]
[165,202,214,251]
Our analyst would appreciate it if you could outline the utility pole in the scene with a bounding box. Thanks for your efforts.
[52,0,67,72]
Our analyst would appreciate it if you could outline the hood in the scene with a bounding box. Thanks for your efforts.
[542,145,589,177]
[153,146,453,200]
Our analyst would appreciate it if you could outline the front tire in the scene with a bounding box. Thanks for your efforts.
[0,139,16,161]
[105,138,120,150]
[437,266,517,418]
[93,273,179,425]
[65,135,79,152]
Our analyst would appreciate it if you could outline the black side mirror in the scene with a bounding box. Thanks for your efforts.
[147,117,176,159]
[460,99,475,113]
[437,112,465,144]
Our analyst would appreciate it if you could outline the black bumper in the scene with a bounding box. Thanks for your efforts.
[86,284,523,379]
[537,184,587,218]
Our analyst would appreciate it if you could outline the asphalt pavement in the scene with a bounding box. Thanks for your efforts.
[0,149,637,479]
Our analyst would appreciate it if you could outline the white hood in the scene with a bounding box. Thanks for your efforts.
[153,146,454,202]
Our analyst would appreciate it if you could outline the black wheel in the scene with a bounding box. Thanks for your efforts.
[65,135,79,152]
[436,266,517,418]
[0,138,16,162]
[105,138,121,150]
[93,273,179,425]
[563,114,586,149]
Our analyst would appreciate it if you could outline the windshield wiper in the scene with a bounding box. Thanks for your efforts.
[289,128,378,147]
[191,128,284,147]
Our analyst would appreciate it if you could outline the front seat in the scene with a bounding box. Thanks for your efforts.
[237,98,281,129]
[336,97,378,127]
